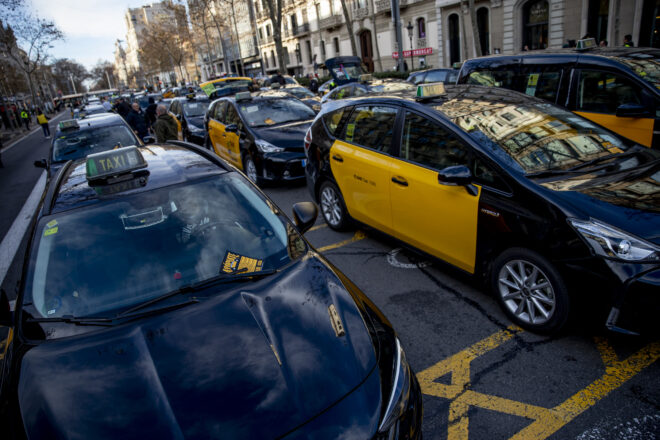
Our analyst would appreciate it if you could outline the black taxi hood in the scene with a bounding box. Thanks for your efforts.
[539,167,660,245]
[18,257,377,439]
[251,119,313,151]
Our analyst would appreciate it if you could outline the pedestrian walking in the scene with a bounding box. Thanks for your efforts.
[623,34,634,47]
[36,108,50,138]
[153,104,178,143]
[126,102,149,140]
[145,97,157,132]
[20,108,30,131]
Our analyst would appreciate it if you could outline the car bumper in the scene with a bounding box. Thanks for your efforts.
[258,151,306,182]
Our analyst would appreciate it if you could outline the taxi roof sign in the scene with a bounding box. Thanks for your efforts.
[58,119,79,131]
[416,82,446,99]
[576,38,597,50]
[235,91,252,102]
[86,146,147,182]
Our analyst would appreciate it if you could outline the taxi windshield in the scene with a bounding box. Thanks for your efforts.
[183,100,209,117]
[615,55,660,89]
[212,79,252,97]
[25,174,306,320]
[286,87,315,99]
[52,125,139,163]
[441,102,634,173]
[238,98,315,127]
[332,65,362,80]
[369,82,416,93]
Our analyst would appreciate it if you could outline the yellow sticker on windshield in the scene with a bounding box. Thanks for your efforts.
[46,219,58,228]
[345,123,355,141]
[44,227,58,237]
[221,251,263,274]
[264,118,275,125]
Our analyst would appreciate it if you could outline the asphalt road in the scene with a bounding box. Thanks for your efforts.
[0,137,658,439]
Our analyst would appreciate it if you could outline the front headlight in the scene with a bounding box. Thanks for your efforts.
[255,139,284,153]
[569,218,660,262]
[378,337,412,434]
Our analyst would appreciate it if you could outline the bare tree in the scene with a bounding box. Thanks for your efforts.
[262,0,286,73]
[90,61,117,90]
[0,11,63,106]
[338,0,358,56]
[51,58,88,94]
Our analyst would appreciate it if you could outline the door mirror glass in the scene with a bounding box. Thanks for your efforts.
[143,135,156,144]
[225,123,238,133]
[615,103,652,118]
[33,158,47,169]
[292,202,318,234]
[438,165,472,185]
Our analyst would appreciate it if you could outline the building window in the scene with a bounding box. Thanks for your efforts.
[259,28,263,39]
[417,17,425,38]
[334,37,340,54]
[264,52,269,68]
[320,40,327,59]
[448,13,460,65]
[477,7,490,55]
[587,0,609,44]
[306,40,313,63]
[522,0,548,50]
[271,50,276,67]
[266,24,271,36]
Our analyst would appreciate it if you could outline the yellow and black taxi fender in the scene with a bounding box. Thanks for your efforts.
[304,85,660,335]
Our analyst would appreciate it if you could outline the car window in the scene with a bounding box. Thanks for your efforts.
[183,100,209,117]
[521,67,562,103]
[225,104,241,126]
[322,107,348,137]
[52,125,139,163]
[25,174,307,321]
[341,105,398,153]
[577,70,642,114]
[425,70,448,83]
[401,111,470,170]
[238,98,315,127]
[409,72,425,85]
[473,156,510,192]
[213,101,227,121]
[467,69,518,90]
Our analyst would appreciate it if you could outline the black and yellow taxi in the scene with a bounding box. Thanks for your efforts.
[205,91,316,184]
[0,143,423,439]
[304,83,660,334]
[457,45,660,148]
[167,94,210,145]
[34,114,143,177]
[199,76,254,100]
[321,76,416,106]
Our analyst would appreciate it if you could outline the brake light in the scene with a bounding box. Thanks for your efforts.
[304,127,312,152]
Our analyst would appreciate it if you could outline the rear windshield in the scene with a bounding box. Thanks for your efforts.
[439,101,635,173]
[237,98,315,127]
[52,125,139,163]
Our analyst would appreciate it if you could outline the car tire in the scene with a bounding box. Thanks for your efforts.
[491,247,569,334]
[243,154,260,185]
[318,181,351,231]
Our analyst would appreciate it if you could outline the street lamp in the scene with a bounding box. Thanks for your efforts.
[406,21,414,71]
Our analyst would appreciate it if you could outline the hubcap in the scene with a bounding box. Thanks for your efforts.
[320,186,342,226]
[498,259,555,325]
[245,158,258,182]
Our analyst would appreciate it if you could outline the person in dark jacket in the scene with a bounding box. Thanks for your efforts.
[145,97,157,132]
[153,104,178,143]
[113,98,131,118]
[125,103,149,140]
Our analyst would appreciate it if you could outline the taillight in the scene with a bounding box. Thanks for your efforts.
[304,126,312,152]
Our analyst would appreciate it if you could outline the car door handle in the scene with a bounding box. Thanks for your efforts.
[332,154,343,162]
[391,176,408,186]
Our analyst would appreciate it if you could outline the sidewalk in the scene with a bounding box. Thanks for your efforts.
[0,110,68,151]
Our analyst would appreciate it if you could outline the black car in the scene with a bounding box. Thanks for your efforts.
[0,143,423,439]
[280,86,322,112]
[35,114,142,177]
[407,68,459,85]
[321,78,416,105]
[304,83,660,334]
[205,91,316,184]
[168,95,210,145]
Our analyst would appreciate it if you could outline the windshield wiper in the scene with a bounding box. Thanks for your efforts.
[115,267,278,318]
[27,315,116,326]
[566,151,637,171]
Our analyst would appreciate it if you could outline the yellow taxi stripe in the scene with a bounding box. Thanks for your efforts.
[317,231,366,252]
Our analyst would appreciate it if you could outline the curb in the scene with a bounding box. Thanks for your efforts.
[0,111,68,153]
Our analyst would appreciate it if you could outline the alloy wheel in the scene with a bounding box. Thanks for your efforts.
[497,259,556,326]
[320,186,342,227]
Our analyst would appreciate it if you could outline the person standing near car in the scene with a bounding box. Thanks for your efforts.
[20,108,30,131]
[145,97,157,133]
[126,103,149,140]
[36,108,50,138]
[153,104,178,143]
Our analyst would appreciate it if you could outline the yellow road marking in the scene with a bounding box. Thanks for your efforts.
[417,328,660,440]
[317,230,366,252]
[309,224,327,232]
[0,328,13,361]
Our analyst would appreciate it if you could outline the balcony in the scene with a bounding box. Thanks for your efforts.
[293,23,310,36]
[319,14,343,29]
[354,7,369,20]
[375,0,390,14]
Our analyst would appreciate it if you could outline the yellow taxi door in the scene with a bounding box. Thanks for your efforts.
[389,111,481,274]
[208,101,229,160]
[168,101,183,140]
[573,69,655,147]
[223,104,243,169]
[329,105,399,233]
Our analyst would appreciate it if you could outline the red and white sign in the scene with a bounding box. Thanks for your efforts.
[392,47,433,58]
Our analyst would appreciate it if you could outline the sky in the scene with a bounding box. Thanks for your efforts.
[31,0,157,70]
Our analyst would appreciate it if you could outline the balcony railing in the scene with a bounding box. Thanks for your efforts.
[354,7,369,20]
[319,14,343,29]
[375,0,390,13]
[293,23,310,35]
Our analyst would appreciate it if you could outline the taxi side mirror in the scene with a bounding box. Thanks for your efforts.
[615,103,652,118]
[292,202,318,234]
[225,124,238,133]
[0,289,12,327]
[143,136,156,144]
[33,158,47,169]
[438,165,478,196]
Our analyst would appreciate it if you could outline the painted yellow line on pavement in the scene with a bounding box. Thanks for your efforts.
[417,326,660,440]
[309,224,327,232]
[317,230,366,252]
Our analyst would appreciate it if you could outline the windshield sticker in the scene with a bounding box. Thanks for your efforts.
[345,123,355,141]
[222,251,263,274]
[525,74,539,96]
[243,105,259,113]
[264,118,275,125]
[44,226,58,237]
[46,219,58,228]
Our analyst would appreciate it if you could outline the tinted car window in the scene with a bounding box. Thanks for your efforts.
[467,69,518,89]
[341,105,398,153]
[521,67,562,102]
[237,98,315,127]
[213,101,227,121]
[425,70,448,83]
[183,100,210,117]
[401,111,469,170]
[26,174,306,320]
[52,125,139,163]
[322,107,348,137]
[225,104,241,126]
[577,70,642,114]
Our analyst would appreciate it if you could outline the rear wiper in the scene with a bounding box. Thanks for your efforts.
[115,267,278,318]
